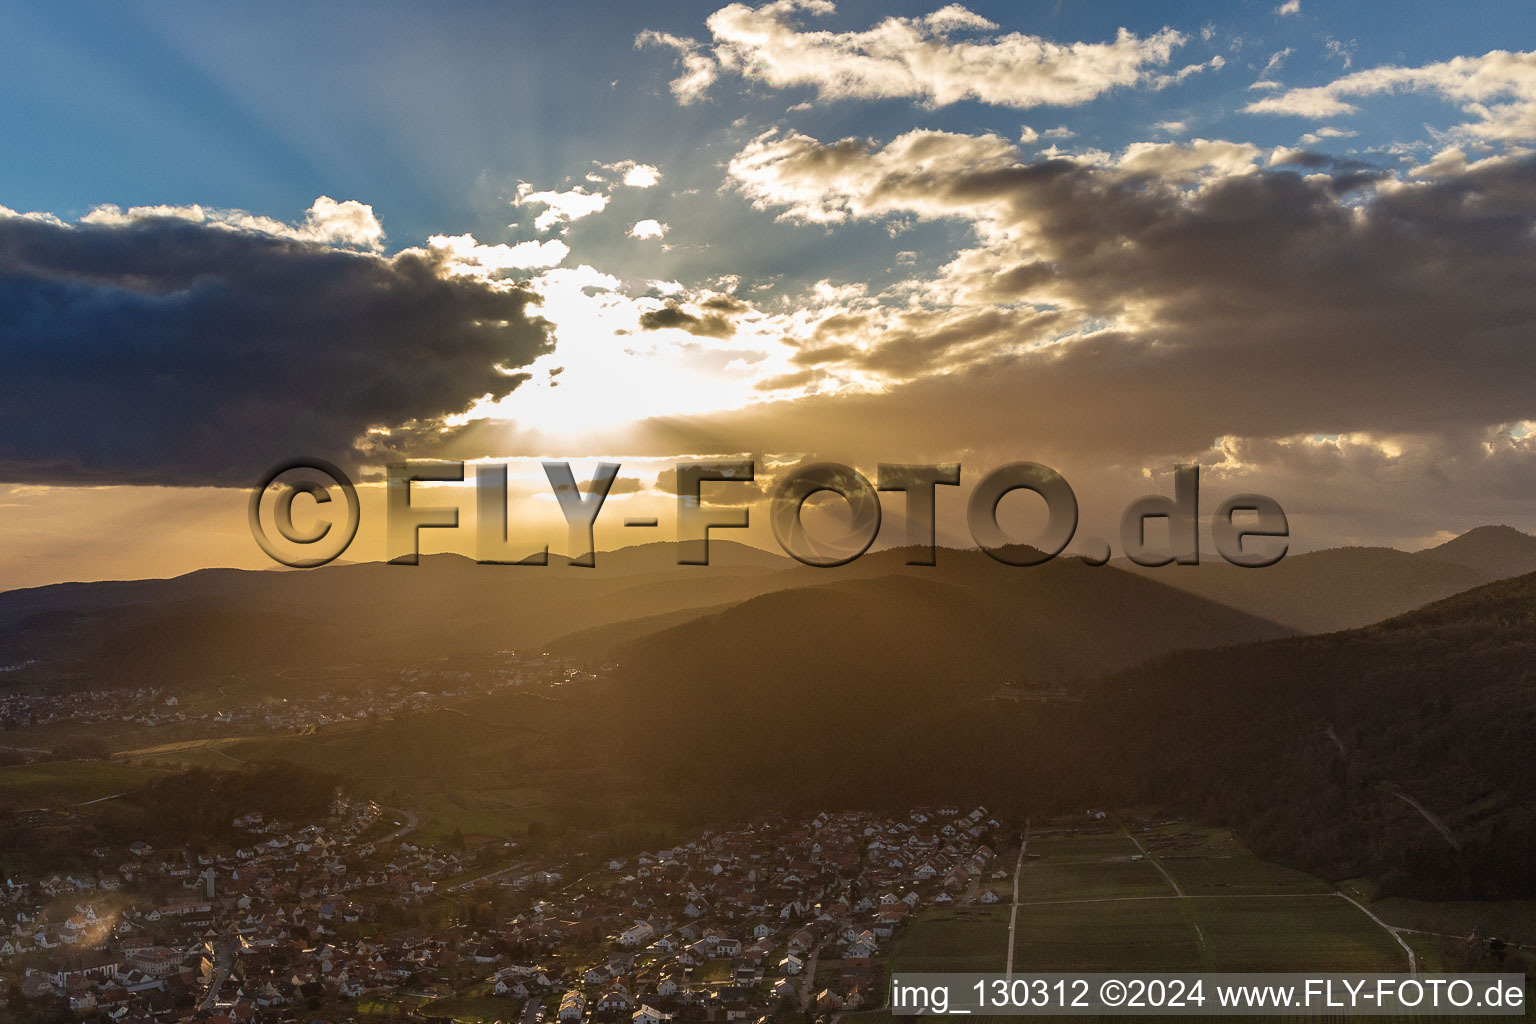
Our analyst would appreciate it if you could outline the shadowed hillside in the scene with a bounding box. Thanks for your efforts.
[1117,526,1536,633]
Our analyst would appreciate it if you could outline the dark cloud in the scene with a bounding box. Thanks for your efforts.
[0,213,552,485]
[791,343,856,366]
[638,301,735,338]
[756,368,825,391]
[731,134,1536,452]
[653,463,769,499]
[531,141,1536,547]
[548,474,644,497]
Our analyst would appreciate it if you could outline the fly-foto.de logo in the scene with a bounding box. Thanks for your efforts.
[248,459,1287,570]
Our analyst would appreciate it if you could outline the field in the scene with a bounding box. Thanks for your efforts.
[1368,896,1536,948]
[1190,897,1404,971]
[888,905,1010,973]
[1011,898,1204,971]
[0,759,159,807]
[1010,821,1410,973]
[413,994,513,1022]
[875,820,1443,982]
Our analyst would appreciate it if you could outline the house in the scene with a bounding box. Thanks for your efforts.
[619,921,656,948]
[559,990,588,1021]
[596,985,633,1014]
[778,954,803,976]
[633,1005,672,1024]
[845,940,876,960]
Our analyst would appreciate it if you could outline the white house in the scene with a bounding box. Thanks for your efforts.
[558,990,588,1022]
[619,921,656,948]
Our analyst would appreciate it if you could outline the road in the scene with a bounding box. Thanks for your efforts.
[446,859,531,894]
[1336,890,1418,976]
[1003,822,1029,978]
[1326,723,1460,852]
[798,947,820,1010]
[198,934,240,1010]
[1380,783,1462,851]
[376,804,419,844]
[1121,823,1185,897]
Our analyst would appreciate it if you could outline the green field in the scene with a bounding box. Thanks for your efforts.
[1025,831,1142,862]
[890,906,1011,973]
[1018,858,1169,901]
[1190,896,1406,972]
[414,994,516,1022]
[0,759,159,807]
[1163,855,1333,896]
[1369,896,1536,948]
[1011,898,1204,971]
[1004,820,1412,975]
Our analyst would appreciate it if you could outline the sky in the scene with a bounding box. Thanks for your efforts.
[4,0,1536,586]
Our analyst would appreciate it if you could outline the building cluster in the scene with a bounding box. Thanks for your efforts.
[474,806,1005,1024]
[0,802,1007,1024]
[0,654,603,747]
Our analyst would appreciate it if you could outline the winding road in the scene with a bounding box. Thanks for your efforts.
[1003,821,1029,978]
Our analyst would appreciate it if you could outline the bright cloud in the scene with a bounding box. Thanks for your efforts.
[1299,126,1358,144]
[424,233,570,273]
[639,2,1209,109]
[513,184,611,231]
[1245,48,1536,140]
[599,160,664,187]
[628,219,669,239]
[79,196,385,251]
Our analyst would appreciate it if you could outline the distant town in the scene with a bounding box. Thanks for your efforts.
[0,798,1008,1024]
[0,653,604,745]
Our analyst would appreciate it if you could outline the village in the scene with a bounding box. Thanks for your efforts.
[0,654,602,753]
[0,800,1009,1024]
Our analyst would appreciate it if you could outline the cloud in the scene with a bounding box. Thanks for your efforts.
[653,463,768,499]
[426,233,570,272]
[1245,48,1536,140]
[1299,126,1359,145]
[628,218,669,239]
[0,204,551,485]
[1259,47,1294,79]
[513,184,610,231]
[1275,0,1301,16]
[598,161,663,188]
[1324,37,1356,70]
[637,297,739,338]
[727,128,1020,223]
[80,196,385,251]
[709,126,1536,479]
[622,164,662,188]
[638,2,1208,109]
[635,29,721,103]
